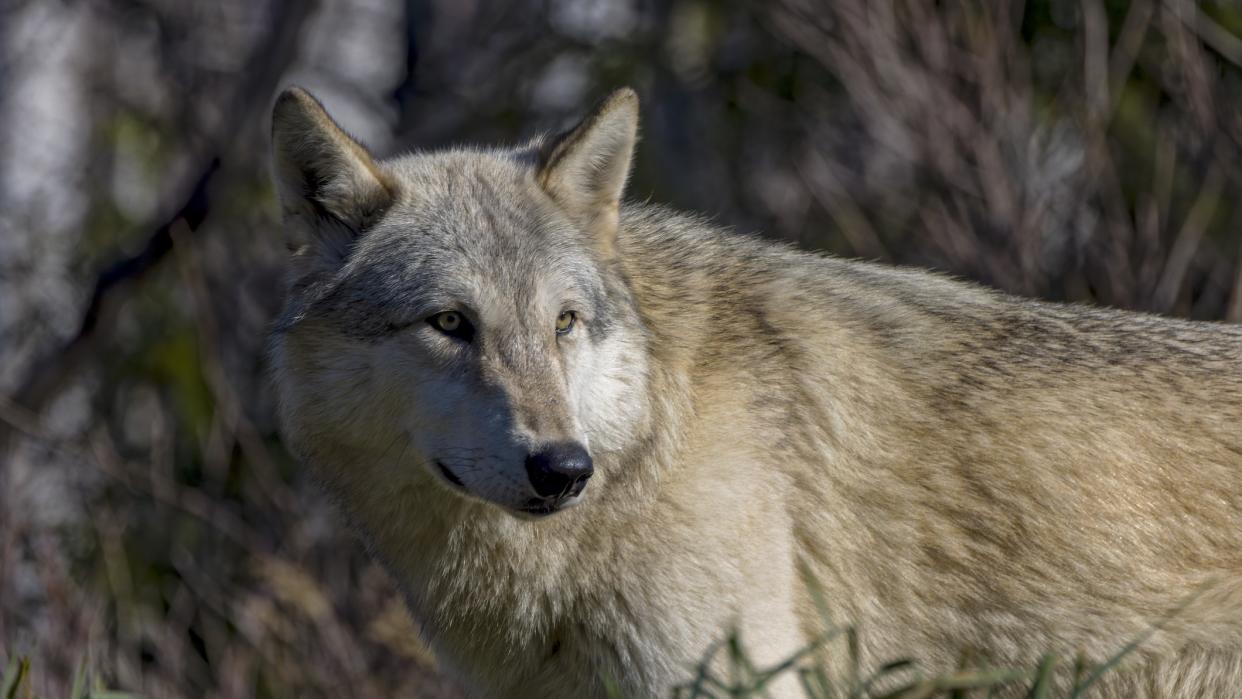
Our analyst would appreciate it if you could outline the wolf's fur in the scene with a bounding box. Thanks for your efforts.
[268,87,1242,698]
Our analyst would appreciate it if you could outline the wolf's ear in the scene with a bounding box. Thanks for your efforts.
[271,87,394,273]
[537,88,639,256]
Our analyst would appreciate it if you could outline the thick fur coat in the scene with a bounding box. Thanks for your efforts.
[268,87,1242,697]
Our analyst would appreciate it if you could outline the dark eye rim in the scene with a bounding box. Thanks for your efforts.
[556,310,577,336]
[427,311,475,342]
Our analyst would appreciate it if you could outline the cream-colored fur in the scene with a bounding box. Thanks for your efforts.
[268,86,1242,697]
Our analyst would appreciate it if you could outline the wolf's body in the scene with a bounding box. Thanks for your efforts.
[268,87,1242,697]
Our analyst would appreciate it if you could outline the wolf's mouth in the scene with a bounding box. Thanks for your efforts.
[517,501,561,516]
[435,461,466,489]
[515,493,584,517]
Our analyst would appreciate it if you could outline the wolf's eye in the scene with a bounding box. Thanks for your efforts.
[556,311,576,336]
[428,311,474,342]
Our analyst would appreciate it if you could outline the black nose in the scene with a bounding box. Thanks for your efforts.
[525,443,594,498]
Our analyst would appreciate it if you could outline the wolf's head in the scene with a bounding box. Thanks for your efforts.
[268,88,650,519]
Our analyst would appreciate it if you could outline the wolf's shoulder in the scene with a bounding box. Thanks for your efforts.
[616,201,1002,315]
[617,202,1242,365]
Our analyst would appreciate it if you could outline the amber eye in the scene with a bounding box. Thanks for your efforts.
[556,311,576,335]
[434,312,461,332]
[428,311,474,342]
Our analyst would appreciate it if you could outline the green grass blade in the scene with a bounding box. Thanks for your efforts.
[1069,583,1210,698]
[2,657,28,699]
[71,656,90,699]
[1025,653,1057,699]
[753,627,845,691]
[852,659,916,698]
[797,560,837,631]
[678,638,725,699]
[846,626,874,698]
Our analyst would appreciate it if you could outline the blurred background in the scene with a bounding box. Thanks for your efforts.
[3,0,1242,696]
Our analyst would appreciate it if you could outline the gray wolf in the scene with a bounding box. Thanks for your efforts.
[268,86,1242,697]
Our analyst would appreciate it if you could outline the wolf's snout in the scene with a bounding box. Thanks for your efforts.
[525,443,593,498]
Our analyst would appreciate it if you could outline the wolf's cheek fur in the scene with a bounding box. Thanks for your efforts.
[276,330,546,508]
[565,327,650,455]
[357,337,549,508]
[406,378,536,508]
[271,332,396,457]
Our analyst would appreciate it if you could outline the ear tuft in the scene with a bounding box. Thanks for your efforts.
[271,87,394,273]
[537,88,640,256]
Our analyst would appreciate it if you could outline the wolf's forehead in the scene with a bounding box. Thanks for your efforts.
[388,150,540,217]
[356,150,575,259]
[334,150,607,311]
[347,189,591,302]
[353,236,594,302]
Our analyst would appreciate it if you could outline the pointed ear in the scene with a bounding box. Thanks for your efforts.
[536,88,639,256]
[271,87,394,273]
